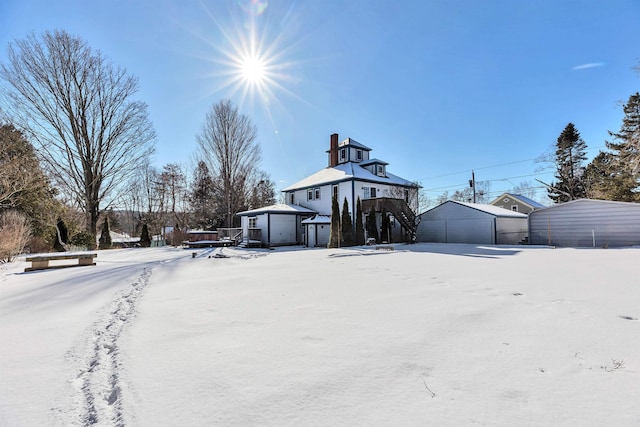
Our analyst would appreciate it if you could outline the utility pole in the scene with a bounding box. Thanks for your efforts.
[469,170,476,203]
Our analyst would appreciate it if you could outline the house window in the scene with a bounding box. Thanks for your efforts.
[248,217,257,228]
[377,164,385,176]
[290,193,295,204]
[332,185,339,201]
[511,205,519,212]
[357,149,362,160]
[339,148,346,161]
[307,188,320,201]
[364,187,377,199]
[404,189,409,202]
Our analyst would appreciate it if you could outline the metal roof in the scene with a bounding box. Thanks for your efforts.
[236,203,316,216]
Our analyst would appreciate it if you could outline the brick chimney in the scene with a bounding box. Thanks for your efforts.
[329,133,339,167]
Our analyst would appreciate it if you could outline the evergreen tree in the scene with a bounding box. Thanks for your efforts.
[584,151,635,201]
[355,197,365,245]
[98,217,112,249]
[140,223,151,247]
[601,92,640,201]
[548,123,588,203]
[189,161,216,229]
[340,197,353,246]
[380,210,391,243]
[0,123,58,248]
[365,206,379,244]
[328,195,341,248]
[53,218,68,252]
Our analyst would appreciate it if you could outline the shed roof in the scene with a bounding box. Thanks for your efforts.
[424,200,528,218]
[530,198,640,213]
[237,203,316,216]
[301,214,331,224]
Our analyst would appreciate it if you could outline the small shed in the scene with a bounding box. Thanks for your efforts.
[528,199,640,247]
[237,204,316,247]
[301,215,331,247]
[416,200,528,245]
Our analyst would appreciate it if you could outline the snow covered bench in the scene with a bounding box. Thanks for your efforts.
[24,252,97,272]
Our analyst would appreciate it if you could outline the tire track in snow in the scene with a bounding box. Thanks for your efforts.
[71,268,152,426]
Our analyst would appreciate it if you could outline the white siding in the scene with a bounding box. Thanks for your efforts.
[417,202,496,244]
[529,199,640,247]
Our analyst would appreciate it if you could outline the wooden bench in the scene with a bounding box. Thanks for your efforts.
[25,253,97,272]
[375,245,394,251]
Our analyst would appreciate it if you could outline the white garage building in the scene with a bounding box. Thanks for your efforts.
[416,200,528,245]
[236,204,316,247]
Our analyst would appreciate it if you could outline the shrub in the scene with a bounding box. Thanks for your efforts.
[69,231,95,250]
[0,210,32,263]
[98,217,112,250]
[140,223,151,247]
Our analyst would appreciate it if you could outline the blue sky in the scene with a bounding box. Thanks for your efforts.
[1,0,639,206]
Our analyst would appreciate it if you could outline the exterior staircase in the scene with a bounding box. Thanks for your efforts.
[361,197,420,243]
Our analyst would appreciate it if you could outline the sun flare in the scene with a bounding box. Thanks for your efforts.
[240,55,266,85]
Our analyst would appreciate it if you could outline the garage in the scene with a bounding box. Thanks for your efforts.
[529,199,640,247]
[416,200,528,245]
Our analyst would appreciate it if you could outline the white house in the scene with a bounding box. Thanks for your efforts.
[282,133,421,244]
[235,133,420,247]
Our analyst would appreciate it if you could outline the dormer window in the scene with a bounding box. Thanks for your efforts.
[339,148,346,161]
[377,164,385,176]
[356,149,362,161]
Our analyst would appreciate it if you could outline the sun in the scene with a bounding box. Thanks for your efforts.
[239,54,266,85]
[195,1,307,127]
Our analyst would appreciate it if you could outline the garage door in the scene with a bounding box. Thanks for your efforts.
[446,219,494,244]
[419,219,495,244]
[270,215,296,245]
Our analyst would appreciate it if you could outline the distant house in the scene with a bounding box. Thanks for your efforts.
[281,133,421,245]
[107,231,140,248]
[489,193,546,214]
[416,200,528,245]
[528,199,640,247]
[236,203,316,247]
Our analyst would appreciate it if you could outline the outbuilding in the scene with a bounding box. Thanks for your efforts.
[236,204,316,247]
[416,200,528,245]
[301,214,331,247]
[528,199,640,247]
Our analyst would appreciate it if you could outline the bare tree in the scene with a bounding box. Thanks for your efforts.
[0,210,32,263]
[0,30,156,245]
[159,163,189,230]
[196,99,261,227]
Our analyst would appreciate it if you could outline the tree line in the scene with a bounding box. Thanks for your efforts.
[548,89,640,203]
[426,82,640,208]
[0,30,274,261]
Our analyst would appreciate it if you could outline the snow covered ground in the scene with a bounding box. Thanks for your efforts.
[1,243,639,426]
